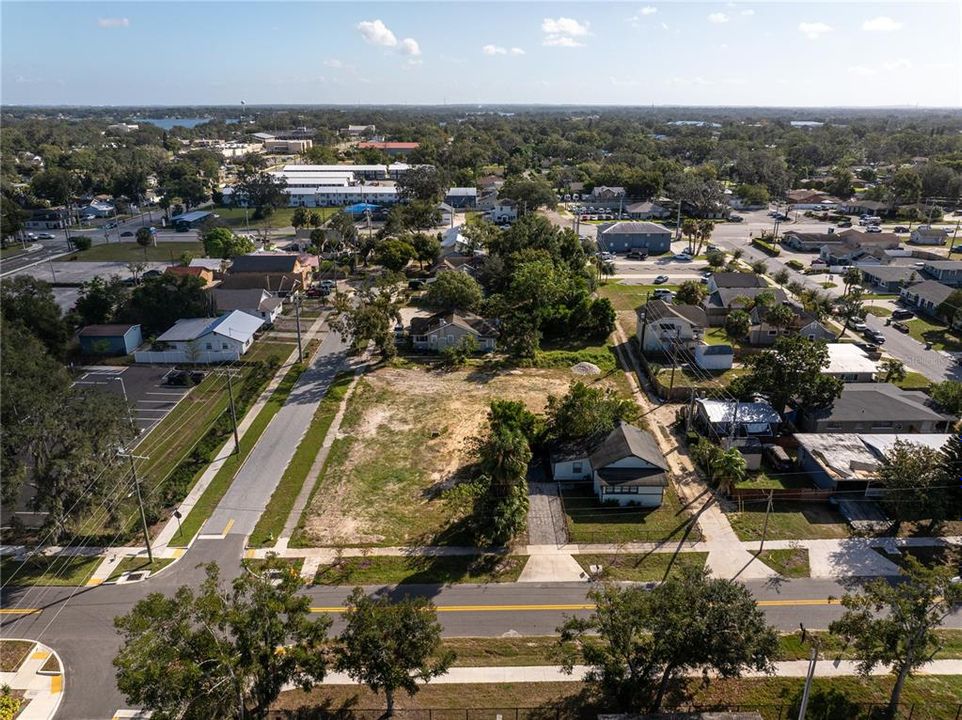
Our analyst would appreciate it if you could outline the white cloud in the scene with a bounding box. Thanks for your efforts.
[862,16,902,32]
[399,37,421,56]
[542,17,589,36]
[483,44,507,55]
[848,65,877,77]
[708,12,729,24]
[798,21,832,39]
[97,17,129,28]
[323,59,344,68]
[510,47,526,56]
[357,19,397,48]
[883,58,912,71]
[640,6,658,15]
[740,9,755,16]
[661,22,670,30]
[542,16,589,46]
[543,36,585,48]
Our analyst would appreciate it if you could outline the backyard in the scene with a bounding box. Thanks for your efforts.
[293,365,630,547]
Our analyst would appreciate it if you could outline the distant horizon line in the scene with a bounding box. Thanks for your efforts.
[4,103,961,111]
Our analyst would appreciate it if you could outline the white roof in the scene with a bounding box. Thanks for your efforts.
[155,310,263,343]
[824,343,878,375]
[271,171,354,181]
[696,399,781,425]
[282,164,385,173]
[189,258,226,271]
[796,433,953,481]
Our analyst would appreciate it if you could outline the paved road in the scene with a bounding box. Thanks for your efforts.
[201,327,349,537]
[4,568,962,719]
[866,313,961,383]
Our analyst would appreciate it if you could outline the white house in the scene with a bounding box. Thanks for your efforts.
[551,423,669,507]
[80,201,116,218]
[910,225,948,246]
[637,300,705,354]
[133,311,263,364]
[490,200,518,223]
[824,343,878,382]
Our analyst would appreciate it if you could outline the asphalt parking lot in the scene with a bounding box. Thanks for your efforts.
[73,365,192,435]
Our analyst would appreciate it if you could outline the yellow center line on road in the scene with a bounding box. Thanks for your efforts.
[310,599,839,614]
[222,518,235,536]
[0,608,41,615]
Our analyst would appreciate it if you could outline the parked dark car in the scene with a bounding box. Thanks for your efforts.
[892,321,910,333]
[728,215,744,223]
[142,269,162,278]
[894,226,909,233]
[120,231,134,237]
[306,287,330,298]
[626,249,648,260]
[837,219,853,228]
[407,279,426,290]
[891,309,914,320]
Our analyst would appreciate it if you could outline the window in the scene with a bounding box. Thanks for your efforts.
[205,343,212,350]
[572,462,583,474]
[222,343,229,350]
[768,330,778,336]
[826,422,842,430]
[414,335,427,342]
[447,335,455,345]
[872,421,893,429]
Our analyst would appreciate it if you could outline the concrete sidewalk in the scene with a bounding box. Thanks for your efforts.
[317,659,962,685]
[0,640,63,720]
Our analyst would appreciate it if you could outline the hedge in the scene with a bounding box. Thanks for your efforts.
[751,238,781,256]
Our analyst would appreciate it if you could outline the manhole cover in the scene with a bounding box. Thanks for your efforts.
[124,571,148,582]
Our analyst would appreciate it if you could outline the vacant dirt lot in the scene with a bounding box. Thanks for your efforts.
[299,364,626,546]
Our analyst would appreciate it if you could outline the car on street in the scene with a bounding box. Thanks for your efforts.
[104,221,118,229]
[702,270,713,278]
[891,309,915,320]
[654,275,670,284]
[672,253,692,261]
[121,231,134,237]
[37,233,55,239]
[864,329,886,344]
[894,226,909,233]
[837,219,852,228]
[728,215,744,222]
[626,249,648,260]
[892,321,910,333]
[866,225,882,233]
[851,321,869,332]
[306,287,330,298]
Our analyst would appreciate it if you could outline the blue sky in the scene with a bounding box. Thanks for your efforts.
[2,1,960,107]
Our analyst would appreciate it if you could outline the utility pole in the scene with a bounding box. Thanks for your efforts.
[225,370,240,454]
[667,328,678,397]
[638,292,651,350]
[797,644,819,720]
[950,220,960,255]
[120,451,153,563]
[758,490,774,555]
[293,291,304,362]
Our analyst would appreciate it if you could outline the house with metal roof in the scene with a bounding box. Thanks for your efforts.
[596,221,671,254]
[823,343,878,382]
[551,422,669,507]
[693,399,782,439]
[212,289,283,324]
[797,433,954,493]
[133,311,264,364]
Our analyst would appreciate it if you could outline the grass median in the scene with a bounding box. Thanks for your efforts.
[169,363,307,547]
[247,373,355,548]
[312,554,525,585]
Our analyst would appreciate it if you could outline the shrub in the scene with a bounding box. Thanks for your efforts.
[71,235,93,251]
[751,238,781,256]
[786,259,804,271]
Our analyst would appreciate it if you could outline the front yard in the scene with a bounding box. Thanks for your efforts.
[728,501,851,541]
[293,365,628,547]
[575,552,708,581]
[905,317,962,352]
[562,483,701,544]
[65,241,204,262]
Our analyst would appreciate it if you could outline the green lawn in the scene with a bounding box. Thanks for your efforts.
[313,554,525,585]
[65,241,204,263]
[535,340,619,374]
[248,373,354,547]
[0,554,102,587]
[106,557,174,582]
[758,548,810,577]
[895,370,932,391]
[0,246,27,259]
[703,326,739,346]
[735,467,811,491]
[245,341,297,365]
[563,484,701,544]
[575,552,708,581]
[864,306,893,317]
[652,365,746,391]
[212,206,336,230]
[906,317,962,352]
[729,501,851,541]
[168,364,306,546]
[597,281,681,311]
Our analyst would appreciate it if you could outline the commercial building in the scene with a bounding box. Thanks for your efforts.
[596,221,672,254]
[263,139,313,154]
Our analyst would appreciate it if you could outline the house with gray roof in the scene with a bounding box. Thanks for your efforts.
[910,225,948,246]
[923,260,962,288]
[799,384,953,434]
[703,287,787,326]
[638,300,734,370]
[860,265,923,293]
[898,279,954,317]
[624,200,670,220]
[444,187,478,209]
[597,221,671,254]
[747,304,833,346]
[133,311,264,364]
[550,422,669,507]
[212,288,283,324]
[409,312,499,352]
[706,272,767,293]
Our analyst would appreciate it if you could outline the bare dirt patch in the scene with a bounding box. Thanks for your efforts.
[299,365,622,546]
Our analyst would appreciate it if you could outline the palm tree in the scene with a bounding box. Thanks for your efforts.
[681,218,699,254]
[712,448,747,495]
[842,267,863,297]
[694,219,714,256]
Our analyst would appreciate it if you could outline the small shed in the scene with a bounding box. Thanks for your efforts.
[78,324,143,356]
